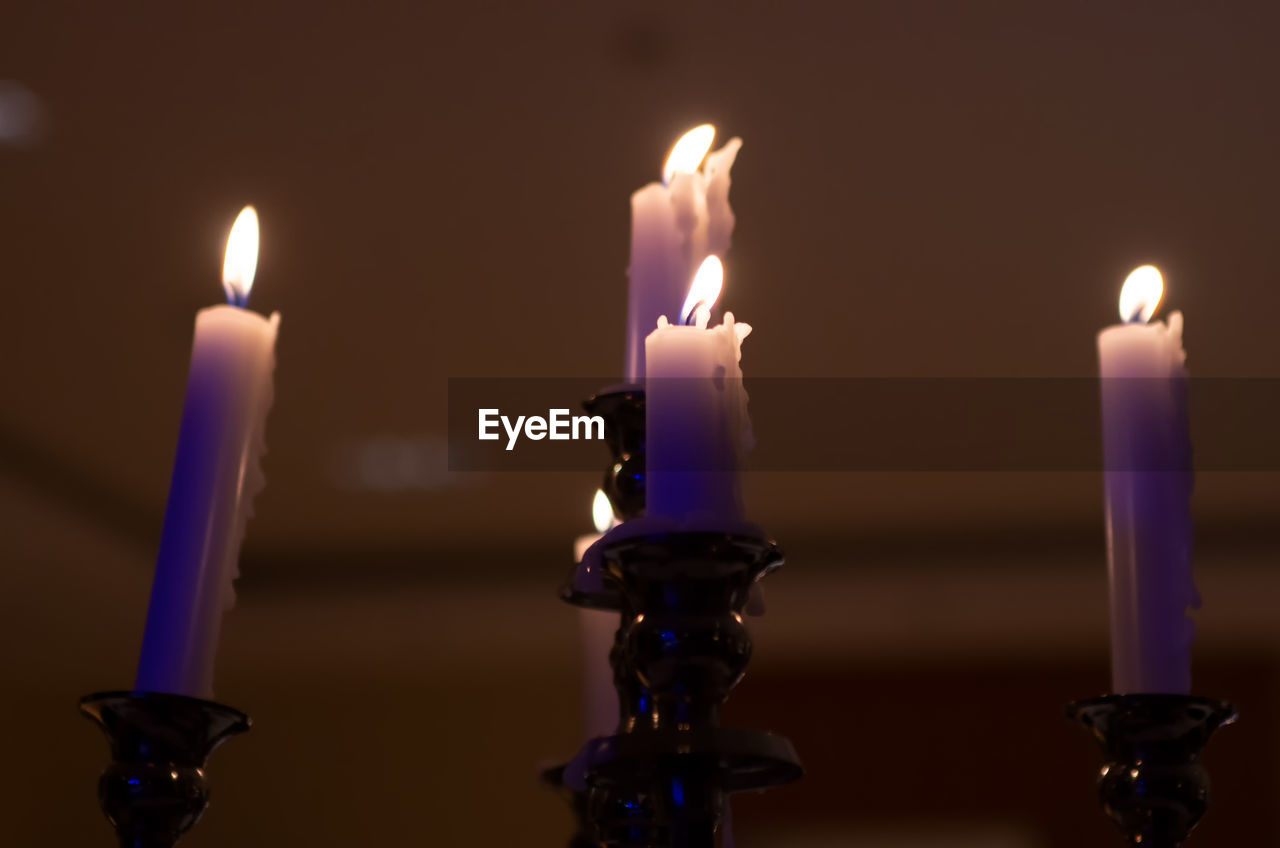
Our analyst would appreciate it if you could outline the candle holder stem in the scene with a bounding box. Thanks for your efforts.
[80,690,250,848]
[575,531,801,847]
[1067,694,1236,848]
[550,388,800,847]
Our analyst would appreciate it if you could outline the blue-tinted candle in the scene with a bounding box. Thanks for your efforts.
[644,258,752,522]
[1098,265,1196,694]
[135,207,281,698]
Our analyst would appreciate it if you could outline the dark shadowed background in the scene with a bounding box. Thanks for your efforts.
[3,2,1279,845]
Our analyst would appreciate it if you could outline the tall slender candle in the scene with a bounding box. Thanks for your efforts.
[135,207,281,698]
[626,124,741,381]
[645,257,752,522]
[1097,265,1196,694]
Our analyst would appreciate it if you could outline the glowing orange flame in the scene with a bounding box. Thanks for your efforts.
[679,256,724,327]
[222,206,259,305]
[1119,265,1163,324]
[592,489,613,534]
[662,124,715,185]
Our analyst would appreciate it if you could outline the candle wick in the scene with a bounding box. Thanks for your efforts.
[683,300,710,326]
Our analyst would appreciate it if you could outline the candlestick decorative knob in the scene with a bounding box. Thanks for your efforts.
[561,389,647,612]
[583,389,646,523]
[605,532,781,729]
[1067,694,1236,848]
[80,690,250,848]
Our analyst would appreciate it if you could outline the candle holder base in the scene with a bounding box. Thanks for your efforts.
[573,732,793,848]
[79,690,251,848]
[1067,694,1236,848]
[576,728,799,848]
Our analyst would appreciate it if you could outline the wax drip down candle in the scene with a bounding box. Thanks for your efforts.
[645,257,753,522]
[134,207,281,698]
[625,124,742,381]
[1097,265,1197,694]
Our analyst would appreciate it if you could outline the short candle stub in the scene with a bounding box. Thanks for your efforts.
[1067,694,1236,848]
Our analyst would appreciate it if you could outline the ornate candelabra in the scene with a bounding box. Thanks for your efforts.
[1068,694,1237,847]
[74,393,1243,848]
[549,388,803,848]
[80,690,250,848]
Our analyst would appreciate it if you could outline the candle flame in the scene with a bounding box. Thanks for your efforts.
[222,206,260,306]
[680,256,724,327]
[662,124,715,185]
[1119,265,1163,324]
[592,489,613,534]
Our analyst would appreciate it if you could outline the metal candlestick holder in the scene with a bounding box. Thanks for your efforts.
[549,388,802,847]
[1067,694,1237,847]
[80,690,250,848]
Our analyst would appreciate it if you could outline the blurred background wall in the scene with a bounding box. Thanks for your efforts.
[3,2,1280,845]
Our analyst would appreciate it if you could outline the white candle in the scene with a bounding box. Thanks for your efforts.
[1097,265,1197,694]
[575,489,620,738]
[645,257,752,522]
[626,125,741,381]
[135,207,281,698]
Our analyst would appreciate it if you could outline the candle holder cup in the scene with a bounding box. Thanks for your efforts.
[80,690,250,848]
[1067,694,1237,848]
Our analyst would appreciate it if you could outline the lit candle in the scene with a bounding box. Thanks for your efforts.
[573,489,615,564]
[644,257,752,522]
[1097,264,1196,694]
[135,207,281,698]
[626,124,741,381]
[576,489,620,738]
